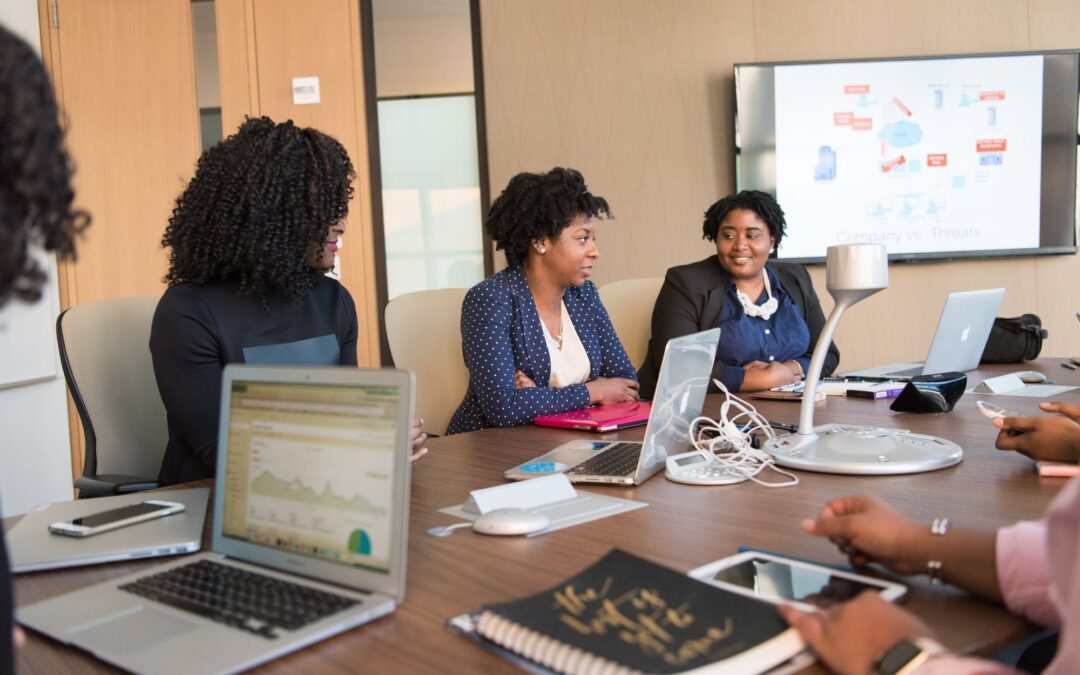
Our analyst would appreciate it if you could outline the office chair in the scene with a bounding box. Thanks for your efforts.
[384,288,469,436]
[598,277,663,370]
[56,296,166,497]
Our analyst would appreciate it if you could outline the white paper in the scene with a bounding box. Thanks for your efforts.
[291,76,320,105]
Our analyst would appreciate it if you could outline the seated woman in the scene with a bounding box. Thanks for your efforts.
[446,167,639,434]
[151,117,424,485]
[638,190,838,398]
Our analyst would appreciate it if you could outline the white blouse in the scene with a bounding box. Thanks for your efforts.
[543,301,590,388]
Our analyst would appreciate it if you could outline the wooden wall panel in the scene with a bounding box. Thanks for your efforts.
[479,0,1080,369]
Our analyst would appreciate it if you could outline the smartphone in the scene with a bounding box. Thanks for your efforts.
[48,500,185,538]
[689,551,906,611]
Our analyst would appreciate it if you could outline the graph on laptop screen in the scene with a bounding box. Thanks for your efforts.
[220,380,401,573]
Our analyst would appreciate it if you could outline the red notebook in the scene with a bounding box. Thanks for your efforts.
[533,401,652,432]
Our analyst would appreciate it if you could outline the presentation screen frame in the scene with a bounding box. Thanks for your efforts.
[735,50,1079,264]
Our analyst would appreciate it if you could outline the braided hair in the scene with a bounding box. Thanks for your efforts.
[162,116,354,300]
[702,190,787,248]
[0,24,88,307]
[486,167,610,267]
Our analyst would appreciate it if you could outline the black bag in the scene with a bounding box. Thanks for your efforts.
[980,314,1048,363]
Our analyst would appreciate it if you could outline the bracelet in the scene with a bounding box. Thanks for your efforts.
[788,360,805,381]
[926,517,949,585]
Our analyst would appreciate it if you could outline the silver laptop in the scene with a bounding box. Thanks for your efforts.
[8,488,209,573]
[505,328,720,485]
[846,288,1004,380]
[19,365,414,675]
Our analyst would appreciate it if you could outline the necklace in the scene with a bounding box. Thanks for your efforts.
[542,303,566,351]
[735,268,778,320]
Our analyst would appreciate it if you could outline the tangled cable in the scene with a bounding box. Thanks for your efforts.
[687,380,799,488]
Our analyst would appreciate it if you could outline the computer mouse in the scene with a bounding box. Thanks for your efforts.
[472,508,551,536]
[1015,370,1048,384]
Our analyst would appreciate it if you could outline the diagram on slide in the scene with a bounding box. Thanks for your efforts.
[773,55,1043,258]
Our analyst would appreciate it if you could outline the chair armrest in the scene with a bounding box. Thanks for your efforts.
[75,474,161,497]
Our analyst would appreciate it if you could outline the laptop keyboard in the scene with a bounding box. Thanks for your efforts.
[565,442,642,477]
[120,560,357,639]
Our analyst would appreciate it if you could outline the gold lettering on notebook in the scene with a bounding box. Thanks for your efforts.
[553,576,735,666]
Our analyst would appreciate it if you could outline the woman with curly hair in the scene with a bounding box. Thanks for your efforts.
[446,167,638,435]
[0,23,88,669]
[151,117,425,485]
[637,190,838,398]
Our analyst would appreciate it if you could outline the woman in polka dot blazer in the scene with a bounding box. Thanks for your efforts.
[447,168,639,434]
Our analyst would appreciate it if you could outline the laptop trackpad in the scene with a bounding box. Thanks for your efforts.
[70,606,199,655]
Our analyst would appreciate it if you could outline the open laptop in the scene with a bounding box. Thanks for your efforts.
[505,328,720,485]
[845,288,1004,380]
[8,487,209,573]
[19,365,414,675]
[533,400,653,432]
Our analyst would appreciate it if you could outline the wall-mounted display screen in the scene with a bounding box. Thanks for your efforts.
[735,51,1079,262]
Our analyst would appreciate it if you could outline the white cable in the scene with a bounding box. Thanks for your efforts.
[688,380,799,488]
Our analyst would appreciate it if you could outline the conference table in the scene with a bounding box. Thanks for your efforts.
[10,360,1076,673]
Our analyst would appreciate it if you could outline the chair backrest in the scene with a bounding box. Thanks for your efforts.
[598,277,664,371]
[385,288,469,436]
[57,296,167,480]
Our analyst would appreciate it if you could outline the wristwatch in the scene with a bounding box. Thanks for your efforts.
[872,637,947,675]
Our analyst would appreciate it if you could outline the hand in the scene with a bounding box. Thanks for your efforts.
[993,412,1080,462]
[585,377,640,405]
[801,495,929,575]
[740,361,801,391]
[14,626,25,649]
[1039,400,1080,424]
[409,417,428,463]
[779,592,934,675]
[515,370,537,389]
[743,360,770,370]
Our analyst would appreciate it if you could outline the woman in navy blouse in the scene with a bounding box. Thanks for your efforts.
[638,190,839,399]
[447,168,639,434]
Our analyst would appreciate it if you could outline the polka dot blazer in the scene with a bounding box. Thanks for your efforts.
[447,265,636,434]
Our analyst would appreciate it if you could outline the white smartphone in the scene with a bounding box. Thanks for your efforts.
[689,551,907,611]
[48,500,186,538]
[976,400,1018,420]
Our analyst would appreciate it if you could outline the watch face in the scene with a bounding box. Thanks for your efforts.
[874,638,924,675]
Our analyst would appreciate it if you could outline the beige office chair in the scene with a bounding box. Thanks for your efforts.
[57,296,167,497]
[384,288,470,436]
[598,277,664,371]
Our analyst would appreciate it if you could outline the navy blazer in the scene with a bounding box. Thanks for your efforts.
[447,266,636,434]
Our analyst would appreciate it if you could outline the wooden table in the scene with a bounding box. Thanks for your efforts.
[10,361,1076,673]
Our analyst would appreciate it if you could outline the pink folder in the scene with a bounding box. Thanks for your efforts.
[533,401,652,432]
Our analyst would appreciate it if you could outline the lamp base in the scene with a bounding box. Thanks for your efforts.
[763,423,962,475]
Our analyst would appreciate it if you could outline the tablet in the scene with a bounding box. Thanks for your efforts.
[689,551,906,611]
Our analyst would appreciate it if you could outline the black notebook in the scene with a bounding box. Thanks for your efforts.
[467,549,803,674]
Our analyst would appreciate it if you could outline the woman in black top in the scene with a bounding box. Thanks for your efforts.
[0,23,90,670]
[151,117,425,485]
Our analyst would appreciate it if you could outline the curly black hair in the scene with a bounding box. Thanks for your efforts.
[162,116,354,300]
[486,167,610,267]
[0,25,88,308]
[702,190,786,248]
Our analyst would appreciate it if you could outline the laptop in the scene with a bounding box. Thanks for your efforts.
[845,288,1005,380]
[505,328,720,486]
[533,401,653,432]
[8,488,209,573]
[19,365,414,675]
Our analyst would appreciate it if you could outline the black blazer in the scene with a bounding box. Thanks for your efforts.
[638,256,840,399]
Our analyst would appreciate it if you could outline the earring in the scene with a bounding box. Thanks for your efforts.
[539,247,546,254]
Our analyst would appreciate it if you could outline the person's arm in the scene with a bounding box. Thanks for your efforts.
[149,287,225,474]
[460,285,591,427]
[801,495,1002,601]
[336,282,359,366]
[993,412,1080,463]
[738,360,803,391]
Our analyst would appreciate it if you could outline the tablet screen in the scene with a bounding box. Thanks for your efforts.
[711,557,883,608]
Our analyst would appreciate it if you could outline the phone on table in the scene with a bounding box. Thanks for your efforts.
[48,500,186,538]
[976,400,1018,420]
[689,551,907,611]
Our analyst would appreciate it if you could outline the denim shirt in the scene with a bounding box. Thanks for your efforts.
[714,268,810,391]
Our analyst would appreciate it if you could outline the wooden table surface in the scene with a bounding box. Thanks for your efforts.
[10,360,1077,673]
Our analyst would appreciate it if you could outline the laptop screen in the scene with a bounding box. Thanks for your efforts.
[219,378,403,574]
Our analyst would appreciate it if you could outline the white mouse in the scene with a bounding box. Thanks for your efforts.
[1015,370,1048,384]
[473,508,550,536]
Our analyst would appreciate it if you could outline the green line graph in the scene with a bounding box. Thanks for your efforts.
[250,471,386,515]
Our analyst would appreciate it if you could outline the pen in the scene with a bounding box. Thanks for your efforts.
[1063,361,1078,370]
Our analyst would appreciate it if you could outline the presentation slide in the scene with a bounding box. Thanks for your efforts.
[772,55,1044,259]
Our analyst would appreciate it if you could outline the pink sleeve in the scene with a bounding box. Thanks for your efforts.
[996,520,1058,627]
[913,655,1018,674]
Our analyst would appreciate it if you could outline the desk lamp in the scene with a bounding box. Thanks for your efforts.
[762,244,962,474]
